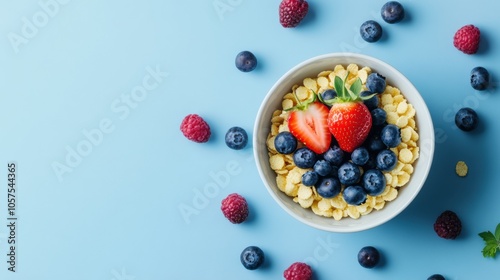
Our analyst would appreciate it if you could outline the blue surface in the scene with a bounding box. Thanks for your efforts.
[0,0,499,279]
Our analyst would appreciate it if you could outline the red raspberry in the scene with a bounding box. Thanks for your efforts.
[221,193,249,224]
[279,0,309,28]
[433,210,462,239]
[283,262,313,280]
[180,114,211,143]
[453,24,480,54]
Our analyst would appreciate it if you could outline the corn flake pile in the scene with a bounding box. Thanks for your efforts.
[266,64,420,220]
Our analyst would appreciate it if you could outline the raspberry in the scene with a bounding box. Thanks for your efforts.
[434,210,462,239]
[279,0,309,28]
[180,114,211,143]
[453,24,480,54]
[221,193,249,224]
[283,262,313,280]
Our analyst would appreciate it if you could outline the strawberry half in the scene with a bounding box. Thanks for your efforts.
[325,73,373,152]
[287,98,331,155]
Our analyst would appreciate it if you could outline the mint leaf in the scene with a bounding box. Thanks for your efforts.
[479,224,500,258]
[349,78,362,96]
[334,76,344,99]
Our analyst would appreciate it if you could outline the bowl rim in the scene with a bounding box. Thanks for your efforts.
[253,52,435,232]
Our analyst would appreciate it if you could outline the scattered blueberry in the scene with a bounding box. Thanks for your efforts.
[274,131,297,154]
[323,145,344,166]
[362,169,387,196]
[351,147,369,166]
[366,73,387,94]
[293,147,318,169]
[357,246,380,268]
[360,20,383,43]
[235,51,257,72]
[302,171,319,187]
[225,127,248,150]
[314,159,333,177]
[363,154,378,170]
[427,274,446,280]
[361,90,379,110]
[371,108,387,126]
[455,107,479,132]
[381,1,405,24]
[240,246,265,270]
[343,185,367,206]
[321,89,337,102]
[338,162,361,185]
[376,149,398,171]
[380,124,401,148]
[470,66,489,90]
[315,177,342,198]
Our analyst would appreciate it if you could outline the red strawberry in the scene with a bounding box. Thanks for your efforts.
[325,73,373,152]
[453,24,480,54]
[279,0,309,28]
[288,101,331,155]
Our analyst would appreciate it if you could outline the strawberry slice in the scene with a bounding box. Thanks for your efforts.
[328,102,372,152]
[288,102,331,154]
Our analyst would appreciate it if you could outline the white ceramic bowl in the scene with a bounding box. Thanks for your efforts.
[253,53,434,233]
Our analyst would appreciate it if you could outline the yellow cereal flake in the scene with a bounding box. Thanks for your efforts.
[298,185,313,200]
[332,209,343,220]
[270,154,285,170]
[317,76,330,89]
[317,70,332,77]
[396,116,409,128]
[405,104,416,118]
[283,92,296,101]
[384,173,393,185]
[298,196,315,208]
[407,118,416,129]
[386,112,399,124]
[456,161,468,177]
[282,99,294,110]
[347,63,359,75]
[357,69,368,83]
[334,64,345,72]
[295,86,310,101]
[318,198,332,212]
[381,94,394,105]
[287,167,305,184]
[267,136,276,151]
[303,78,318,92]
[346,206,360,219]
[285,181,299,197]
[398,148,413,164]
[331,195,347,209]
[276,175,287,192]
[402,163,414,175]
[374,201,386,210]
[400,127,412,143]
[383,187,398,201]
[396,100,408,114]
[397,173,410,187]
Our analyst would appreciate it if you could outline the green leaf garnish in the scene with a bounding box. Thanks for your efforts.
[334,76,344,99]
[349,78,362,96]
[479,223,500,258]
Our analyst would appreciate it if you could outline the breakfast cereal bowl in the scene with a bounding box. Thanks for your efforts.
[253,52,434,233]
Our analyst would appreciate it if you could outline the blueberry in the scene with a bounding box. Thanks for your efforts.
[321,89,337,102]
[338,162,361,185]
[455,107,478,132]
[362,169,387,196]
[381,1,405,24]
[357,246,380,268]
[366,73,386,94]
[302,171,319,186]
[323,145,344,166]
[380,124,401,148]
[330,165,339,178]
[225,127,248,150]
[360,20,383,43]
[363,154,378,170]
[293,147,318,169]
[313,160,333,177]
[470,66,489,90]
[315,177,341,198]
[240,246,265,270]
[274,131,297,154]
[371,108,387,126]
[343,185,367,206]
[376,149,398,171]
[427,274,446,280]
[351,147,369,166]
[235,51,257,72]
[361,91,379,110]
[367,137,385,153]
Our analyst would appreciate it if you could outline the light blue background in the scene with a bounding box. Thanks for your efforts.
[0,0,499,279]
